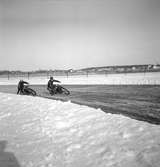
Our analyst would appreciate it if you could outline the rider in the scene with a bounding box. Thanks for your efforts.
[17,80,29,94]
[47,76,61,94]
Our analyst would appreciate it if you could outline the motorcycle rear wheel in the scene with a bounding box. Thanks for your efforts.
[24,88,37,96]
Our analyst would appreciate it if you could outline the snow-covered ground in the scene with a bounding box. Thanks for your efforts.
[0,93,160,167]
[0,72,160,85]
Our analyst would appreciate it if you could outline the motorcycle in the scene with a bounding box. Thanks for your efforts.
[22,85,37,96]
[48,84,70,95]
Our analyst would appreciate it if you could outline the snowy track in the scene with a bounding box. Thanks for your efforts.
[0,93,160,167]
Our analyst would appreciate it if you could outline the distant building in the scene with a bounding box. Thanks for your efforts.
[119,68,125,72]
[97,68,108,72]
[68,69,74,73]
[153,65,160,69]
[132,66,136,71]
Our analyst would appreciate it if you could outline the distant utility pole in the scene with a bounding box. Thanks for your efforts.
[47,71,49,79]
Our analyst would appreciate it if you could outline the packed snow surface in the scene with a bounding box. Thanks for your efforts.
[0,93,160,167]
[0,72,160,85]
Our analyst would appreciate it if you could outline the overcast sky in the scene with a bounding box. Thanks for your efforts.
[0,0,160,71]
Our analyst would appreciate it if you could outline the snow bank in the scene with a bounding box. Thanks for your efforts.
[0,72,160,85]
[0,93,160,167]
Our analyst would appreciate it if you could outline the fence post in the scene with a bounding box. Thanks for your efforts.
[86,71,88,77]
[66,71,69,78]
[105,71,107,77]
[28,72,30,80]
[8,71,10,80]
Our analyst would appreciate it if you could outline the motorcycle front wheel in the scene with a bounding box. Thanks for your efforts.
[60,86,70,95]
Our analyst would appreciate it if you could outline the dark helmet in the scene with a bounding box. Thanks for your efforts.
[50,76,53,80]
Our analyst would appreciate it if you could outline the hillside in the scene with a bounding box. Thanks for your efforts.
[77,64,160,74]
